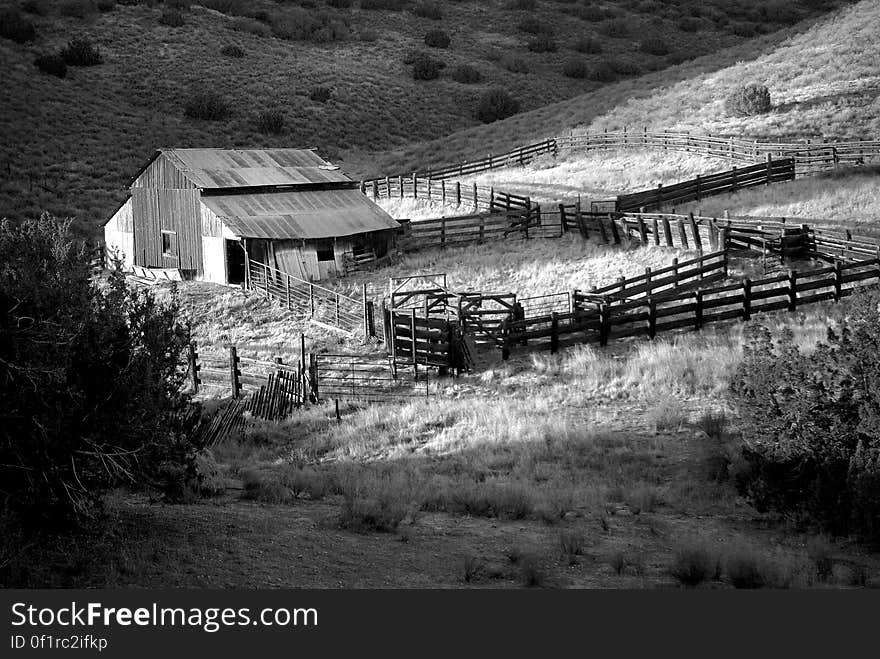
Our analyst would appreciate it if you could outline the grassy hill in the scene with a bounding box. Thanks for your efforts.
[372,0,878,174]
[0,0,847,234]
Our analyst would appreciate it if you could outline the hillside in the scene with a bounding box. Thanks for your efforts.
[0,0,848,234]
[372,0,879,174]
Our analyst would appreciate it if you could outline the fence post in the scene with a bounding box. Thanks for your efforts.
[399,174,404,199]
[645,267,652,296]
[550,312,559,354]
[229,345,241,398]
[385,175,390,197]
[696,174,701,200]
[599,303,610,346]
[558,204,567,232]
[647,297,656,339]
[441,179,446,205]
[473,182,478,210]
[188,341,200,394]
[426,176,432,200]
[455,181,461,207]
[637,216,648,244]
[672,258,679,288]
[412,172,418,199]
[690,213,702,253]
[410,308,418,369]
[731,166,738,192]
[694,290,703,330]
[788,270,798,312]
[335,292,340,327]
[441,218,447,246]
[309,283,315,317]
[766,153,773,184]
[742,279,752,321]
[655,183,663,209]
[501,319,510,360]
[285,274,291,310]
[609,214,620,244]
[678,218,689,249]
[652,217,660,246]
[308,353,318,403]
[833,260,842,301]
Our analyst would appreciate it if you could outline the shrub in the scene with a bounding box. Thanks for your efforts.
[508,0,535,9]
[166,0,191,9]
[517,16,553,35]
[327,0,352,7]
[338,495,410,533]
[230,16,272,37]
[271,8,349,42]
[599,18,629,38]
[158,9,185,26]
[21,0,50,16]
[59,0,96,19]
[806,536,834,581]
[0,216,194,526]
[519,555,548,587]
[423,28,450,48]
[96,0,116,11]
[561,58,589,79]
[725,83,772,117]
[220,43,245,57]
[360,0,407,9]
[309,85,331,102]
[33,53,67,78]
[413,1,442,19]
[475,87,520,123]
[572,36,602,54]
[730,293,880,542]
[450,63,481,83]
[500,54,529,73]
[725,550,769,589]
[0,9,36,43]
[184,91,231,120]
[559,531,585,565]
[526,35,557,53]
[59,38,104,66]
[256,108,285,134]
[730,22,757,37]
[640,36,669,56]
[569,5,605,21]
[668,544,719,587]
[678,16,702,32]
[411,52,444,80]
[611,59,641,76]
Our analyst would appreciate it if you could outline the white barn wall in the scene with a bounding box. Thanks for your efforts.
[103,198,134,270]
[201,235,226,284]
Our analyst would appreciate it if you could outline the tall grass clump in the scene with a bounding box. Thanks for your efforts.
[413,2,442,20]
[309,85,331,102]
[526,35,557,53]
[184,91,232,121]
[668,543,719,587]
[450,64,481,84]
[59,0,96,19]
[500,54,529,73]
[562,59,589,79]
[572,36,602,54]
[0,8,36,43]
[256,108,285,134]
[158,9,185,27]
[220,43,245,57]
[361,0,407,9]
[411,53,444,80]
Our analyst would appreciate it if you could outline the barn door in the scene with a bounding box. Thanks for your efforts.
[315,240,337,280]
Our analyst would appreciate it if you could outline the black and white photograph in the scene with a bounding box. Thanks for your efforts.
[2,0,880,636]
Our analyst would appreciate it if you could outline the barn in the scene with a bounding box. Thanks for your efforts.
[102,148,399,284]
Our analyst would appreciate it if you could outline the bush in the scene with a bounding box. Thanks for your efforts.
[96,0,116,11]
[561,58,588,79]
[360,0,407,9]
[508,0,535,9]
[678,17,702,32]
[668,545,719,587]
[423,28,450,48]
[611,59,641,76]
[725,83,772,117]
[34,53,68,78]
[326,0,352,7]
[411,52,444,80]
[256,108,285,134]
[59,0,96,19]
[526,35,557,53]
[500,54,529,73]
[724,550,769,589]
[309,85,331,102]
[21,0,50,16]
[413,1,442,19]
[640,36,669,56]
[475,87,520,123]
[184,91,231,120]
[450,63,481,83]
[230,16,272,37]
[59,38,104,66]
[589,61,617,82]
[517,16,553,35]
[159,9,185,26]
[0,9,36,43]
[338,495,410,533]
[271,8,349,42]
[0,216,194,527]
[572,36,602,54]
[220,43,245,57]
[730,292,880,542]
[599,18,629,38]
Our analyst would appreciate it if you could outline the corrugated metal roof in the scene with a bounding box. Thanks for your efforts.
[162,148,351,189]
[202,189,400,239]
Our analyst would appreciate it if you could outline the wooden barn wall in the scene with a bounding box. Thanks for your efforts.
[200,203,225,238]
[132,153,196,189]
[103,198,134,269]
[131,188,203,272]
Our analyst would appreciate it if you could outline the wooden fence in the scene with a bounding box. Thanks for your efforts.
[247,259,376,338]
[615,158,795,213]
[396,209,562,251]
[383,307,472,375]
[313,352,430,401]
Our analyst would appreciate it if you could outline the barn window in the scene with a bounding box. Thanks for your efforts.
[161,231,176,256]
[315,241,335,262]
